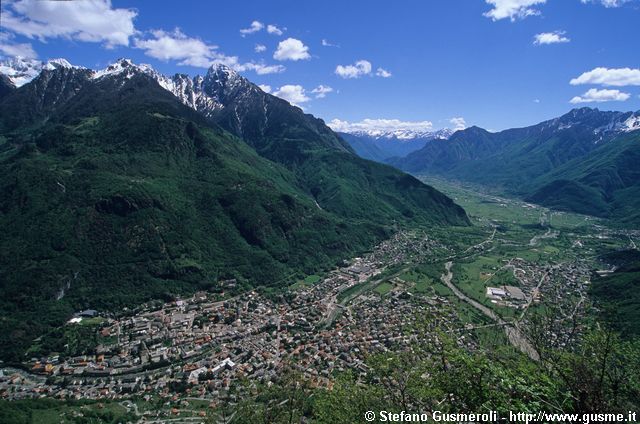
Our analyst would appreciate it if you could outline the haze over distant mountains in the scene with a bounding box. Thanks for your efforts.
[388,107,640,224]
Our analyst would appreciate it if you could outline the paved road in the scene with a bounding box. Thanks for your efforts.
[462,227,496,255]
[440,261,539,361]
[517,269,549,323]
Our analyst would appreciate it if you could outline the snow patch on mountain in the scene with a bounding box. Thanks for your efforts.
[0,57,43,87]
[338,128,454,141]
[329,118,456,141]
[43,58,80,71]
[622,113,640,133]
[0,56,85,87]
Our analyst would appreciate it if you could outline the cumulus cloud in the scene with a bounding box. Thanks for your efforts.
[570,88,630,103]
[273,84,310,106]
[311,85,333,98]
[240,20,264,36]
[134,29,218,67]
[267,24,284,35]
[258,84,272,93]
[0,32,37,59]
[135,28,284,74]
[533,31,570,45]
[376,67,392,78]
[273,38,310,61]
[254,44,267,53]
[327,118,434,133]
[335,60,372,79]
[483,0,546,21]
[570,67,640,87]
[1,0,137,48]
[449,117,467,131]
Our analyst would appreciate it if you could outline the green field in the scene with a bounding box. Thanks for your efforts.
[374,281,394,296]
[414,176,624,322]
[289,274,322,291]
[0,399,135,424]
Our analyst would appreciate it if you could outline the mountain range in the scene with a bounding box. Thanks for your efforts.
[388,107,640,223]
[0,57,468,360]
[338,129,454,162]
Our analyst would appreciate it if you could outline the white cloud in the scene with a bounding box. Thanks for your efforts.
[533,98,541,103]
[580,0,630,7]
[273,84,310,106]
[533,31,570,45]
[0,32,37,59]
[273,38,310,61]
[449,117,467,131]
[1,0,137,47]
[134,29,218,67]
[0,41,37,59]
[267,24,284,36]
[483,0,546,21]
[240,20,264,36]
[254,44,267,53]
[328,118,434,133]
[376,67,392,78]
[311,85,333,98]
[258,84,272,93]
[335,60,372,79]
[246,63,286,75]
[570,88,630,103]
[240,21,284,37]
[135,29,285,74]
[321,39,339,47]
[570,67,640,87]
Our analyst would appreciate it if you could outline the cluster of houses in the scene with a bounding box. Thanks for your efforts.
[1,231,467,402]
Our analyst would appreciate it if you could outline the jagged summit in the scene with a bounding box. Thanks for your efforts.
[0,57,263,119]
[84,58,259,116]
[91,57,141,79]
[42,58,80,71]
[537,107,640,139]
[207,62,239,78]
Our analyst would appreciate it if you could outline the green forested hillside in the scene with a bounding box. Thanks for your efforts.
[391,108,640,223]
[200,67,468,228]
[527,131,640,222]
[0,72,468,361]
[591,250,640,338]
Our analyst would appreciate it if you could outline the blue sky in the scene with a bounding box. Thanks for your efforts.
[1,0,639,132]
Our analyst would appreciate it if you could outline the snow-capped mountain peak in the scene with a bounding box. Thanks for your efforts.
[539,107,640,144]
[340,128,454,141]
[92,58,144,80]
[43,58,80,71]
[0,56,84,87]
[0,56,43,87]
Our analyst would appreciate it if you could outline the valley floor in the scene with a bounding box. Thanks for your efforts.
[2,178,638,422]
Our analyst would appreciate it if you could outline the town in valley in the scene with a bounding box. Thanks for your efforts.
[2,180,636,421]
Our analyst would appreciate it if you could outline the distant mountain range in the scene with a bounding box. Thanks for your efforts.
[389,107,640,223]
[0,57,468,360]
[338,129,454,162]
